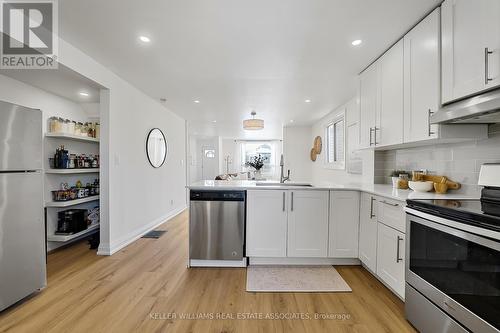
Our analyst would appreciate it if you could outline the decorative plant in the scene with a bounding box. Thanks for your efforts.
[245,154,267,171]
[390,170,408,178]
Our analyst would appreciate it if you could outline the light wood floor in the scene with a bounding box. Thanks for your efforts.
[0,210,416,333]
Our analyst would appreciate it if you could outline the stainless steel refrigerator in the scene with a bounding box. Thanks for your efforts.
[0,100,46,311]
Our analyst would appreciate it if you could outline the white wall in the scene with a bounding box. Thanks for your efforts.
[375,124,500,193]
[282,126,312,181]
[310,98,373,185]
[49,38,187,255]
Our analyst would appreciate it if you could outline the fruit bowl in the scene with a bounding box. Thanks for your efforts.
[409,181,434,192]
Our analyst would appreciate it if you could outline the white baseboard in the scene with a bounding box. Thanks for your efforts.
[249,257,361,266]
[97,206,187,256]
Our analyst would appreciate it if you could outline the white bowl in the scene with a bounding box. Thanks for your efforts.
[409,181,434,192]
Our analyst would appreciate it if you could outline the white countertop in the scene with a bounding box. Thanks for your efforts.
[187,180,481,202]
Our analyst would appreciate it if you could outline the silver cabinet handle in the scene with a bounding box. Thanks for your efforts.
[369,127,374,146]
[282,192,286,212]
[396,236,403,263]
[485,47,494,84]
[428,109,435,136]
[373,127,379,146]
[370,197,376,218]
[381,200,399,207]
[291,192,294,211]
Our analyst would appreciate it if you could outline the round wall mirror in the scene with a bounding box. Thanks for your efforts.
[146,128,167,168]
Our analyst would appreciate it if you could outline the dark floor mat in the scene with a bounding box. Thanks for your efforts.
[142,230,167,239]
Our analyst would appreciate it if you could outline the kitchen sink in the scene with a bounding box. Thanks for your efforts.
[256,182,313,187]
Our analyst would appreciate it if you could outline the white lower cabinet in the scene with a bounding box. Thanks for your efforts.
[329,191,360,258]
[246,190,288,257]
[246,189,329,258]
[358,193,378,272]
[376,222,406,299]
[287,190,329,257]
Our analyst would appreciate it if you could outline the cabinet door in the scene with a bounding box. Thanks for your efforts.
[359,193,378,272]
[442,0,500,103]
[378,39,404,147]
[483,0,500,88]
[377,223,405,299]
[404,8,440,143]
[359,63,378,149]
[246,190,288,257]
[287,190,329,257]
[329,191,360,258]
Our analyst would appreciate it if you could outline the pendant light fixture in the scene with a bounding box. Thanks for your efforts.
[243,111,264,130]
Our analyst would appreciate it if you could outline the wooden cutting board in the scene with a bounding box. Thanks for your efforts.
[421,174,461,190]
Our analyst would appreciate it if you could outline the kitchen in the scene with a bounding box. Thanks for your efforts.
[1,0,500,332]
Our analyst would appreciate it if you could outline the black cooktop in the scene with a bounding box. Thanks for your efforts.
[406,199,500,232]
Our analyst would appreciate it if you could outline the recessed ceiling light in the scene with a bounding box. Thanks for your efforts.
[304,99,311,103]
[290,119,295,123]
[193,100,200,103]
[351,39,362,46]
[212,120,217,123]
[139,35,151,43]
[79,91,89,97]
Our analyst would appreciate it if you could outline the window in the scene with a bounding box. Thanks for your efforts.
[325,115,345,169]
[238,141,281,178]
[204,149,216,158]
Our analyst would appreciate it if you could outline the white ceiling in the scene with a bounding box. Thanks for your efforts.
[1,65,102,103]
[58,0,441,131]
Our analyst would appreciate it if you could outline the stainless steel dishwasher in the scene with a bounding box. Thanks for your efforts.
[189,190,246,267]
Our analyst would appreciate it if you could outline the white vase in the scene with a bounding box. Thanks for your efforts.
[392,177,400,188]
[255,169,263,180]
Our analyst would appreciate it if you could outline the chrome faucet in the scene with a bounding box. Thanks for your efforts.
[280,154,290,183]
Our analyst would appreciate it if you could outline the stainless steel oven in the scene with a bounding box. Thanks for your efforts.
[406,213,500,333]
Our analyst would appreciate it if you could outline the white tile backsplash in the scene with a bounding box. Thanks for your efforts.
[375,125,500,193]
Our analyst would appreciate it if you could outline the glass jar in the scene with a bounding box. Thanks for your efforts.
[55,118,64,133]
[62,119,70,134]
[49,117,58,133]
[83,123,89,137]
[75,122,82,136]
[68,121,76,135]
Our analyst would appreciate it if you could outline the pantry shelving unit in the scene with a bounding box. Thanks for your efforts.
[45,131,100,250]
[45,195,100,208]
[45,168,100,174]
[47,223,100,242]
[45,132,100,143]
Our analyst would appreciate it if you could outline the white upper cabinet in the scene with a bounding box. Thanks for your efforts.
[328,191,360,258]
[287,190,329,258]
[359,63,379,149]
[404,8,440,143]
[378,40,404,147]
[246,190,288,257]
[442,0,500,103]
[359,40,404,149]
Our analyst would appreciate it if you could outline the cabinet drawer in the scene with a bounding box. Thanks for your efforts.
[377,198,405,233]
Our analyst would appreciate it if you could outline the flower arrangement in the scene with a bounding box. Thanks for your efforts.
[245,154,267,171]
